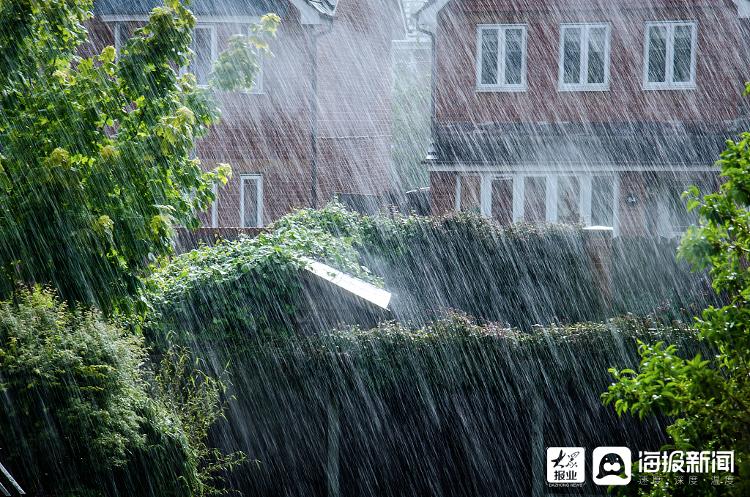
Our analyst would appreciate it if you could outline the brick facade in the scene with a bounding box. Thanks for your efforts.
[91,0,403,228]
[417,0,750,236]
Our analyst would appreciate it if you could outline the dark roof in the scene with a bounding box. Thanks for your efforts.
[431,121,742,169]
[94,0,293,18]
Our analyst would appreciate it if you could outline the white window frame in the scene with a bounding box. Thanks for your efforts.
[240,174,263,228]
[558,23,611,92]
[475,24,528,92]
[474,172,618,232]
[242,25,265,94]
[113,23,125,54]
[643,21,697,90]
[189,24,218,88]
[210,183,218,228]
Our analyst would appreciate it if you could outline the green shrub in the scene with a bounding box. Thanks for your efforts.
[0,287,237,497]
[611,237,719,319]
[144,209,374,346]
[192,314,699,497]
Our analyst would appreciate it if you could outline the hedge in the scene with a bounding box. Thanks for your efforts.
[0,288,236,497]
[201,314,699,497]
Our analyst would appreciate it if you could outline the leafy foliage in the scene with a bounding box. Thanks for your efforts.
[603,86,750,496]
[0,287,241,497]
[0,0,273,311]
[189,312,694,496]
[211,14,280,91]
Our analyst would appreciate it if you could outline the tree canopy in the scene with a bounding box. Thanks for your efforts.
[604,85,750,496]
[0,0,276,311]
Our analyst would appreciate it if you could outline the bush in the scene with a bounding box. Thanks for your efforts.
[188,314,699,497]
[611,237,719,320]
[0,287,237,497]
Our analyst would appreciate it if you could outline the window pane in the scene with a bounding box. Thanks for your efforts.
[647,26,667,83]
[673,25,693,83]
[459,175,481,213]
[243,178,260,228]
[491,178,513,225]
[562,28,582,84]
[504,28,524,85]
[191,28,212,86]
[524,177,546,223]
[587,27,606,84]
[591,176,613,226]
[557,176,580,224]
[480,28,499,85]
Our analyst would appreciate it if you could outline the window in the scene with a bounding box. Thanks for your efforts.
[240,174,263,228]
[491,177,513,225]
[559,24,610,90]
[484,174,616,228]
[244,26,264,94]
[644,21,696,89]
[591,176,614,226]
[557,176,581,223]
[190,25,216,87]
[456,175,481,213]
[113,23,130,54]
[476,24,527,91]
[523,176,547,223]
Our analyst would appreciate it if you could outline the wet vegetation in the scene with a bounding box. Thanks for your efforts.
[0,0,747,495]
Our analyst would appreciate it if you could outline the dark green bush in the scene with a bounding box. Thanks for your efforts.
[0,287,237,497]
[273,205,605,327]
[144,210,374,346]
[611,236,719,319]
[198,314,699,497]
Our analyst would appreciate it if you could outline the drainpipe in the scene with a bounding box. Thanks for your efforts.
[309,20,334,208]
[415,21,437,162]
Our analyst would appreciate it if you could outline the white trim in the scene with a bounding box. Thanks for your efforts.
[512,174,524,221]
[545,176,557,222]
[242,25,265,94]
[471,172,621,231]
[643,21,698,90]
[101,14,262,23]
[475,24,528,92]
[114,22,123,53]
[414,0,453,32]
[613,174,621,236]
[427,163,720,173]
[185,24,218,88]
[287,0,328,24]
[210,183,218,228]
[240,174,263,228]
[736,0,750,18]
[558,23,611,92]
[480,175,492,217]
[580,174,593,225]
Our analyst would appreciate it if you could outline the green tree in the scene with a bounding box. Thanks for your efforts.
[0,0,277,311]
[603,85,750,496]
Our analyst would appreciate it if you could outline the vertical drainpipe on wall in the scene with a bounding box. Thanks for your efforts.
[309,20,334,208]
[415,22,437,163]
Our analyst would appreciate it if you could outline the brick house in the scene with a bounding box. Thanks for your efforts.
[91,0,404,228]
[415,0,750,236]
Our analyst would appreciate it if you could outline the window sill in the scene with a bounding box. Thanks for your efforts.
[558,84,610,92]
[643,83,697,91]
[476,85,527,93]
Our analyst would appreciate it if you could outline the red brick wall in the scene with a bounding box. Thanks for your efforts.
[88,0,400,228]
[430,171,457,215]
[434,0,747,125]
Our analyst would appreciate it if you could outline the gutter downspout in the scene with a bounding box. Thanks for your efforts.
[309,20,334,208]
[415,20,437,162]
